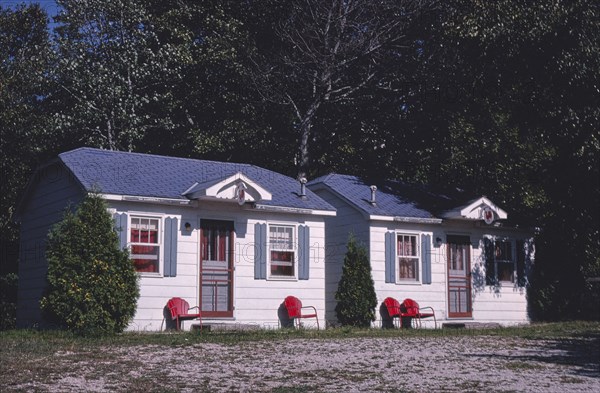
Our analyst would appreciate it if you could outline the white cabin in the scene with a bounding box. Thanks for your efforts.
[16,148,335,331]
[309,174,534,327]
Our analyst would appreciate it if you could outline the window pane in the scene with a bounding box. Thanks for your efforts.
[399,257,418,280]
[497,261,514,282]
[131,217,159,245]
[495,240,512,261]
[131,245,159,272]
[398,235,417,257]
[270,226,293,250]
[271,251,295,276]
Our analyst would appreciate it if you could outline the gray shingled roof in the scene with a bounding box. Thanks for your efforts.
[308,173,459,219]
[59,148,335,211]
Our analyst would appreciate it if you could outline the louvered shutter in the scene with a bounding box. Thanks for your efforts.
[254,223,267,279]
[164,217,178,277]
[298,225,310,280]
[385,231,396,283]
[421,234,432,284]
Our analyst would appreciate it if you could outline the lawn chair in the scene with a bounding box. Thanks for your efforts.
[383,297,403,328]
[167,297,202,331]
[283,296,319,329]
[401,298,436,329]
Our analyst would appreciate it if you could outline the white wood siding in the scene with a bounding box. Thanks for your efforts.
[371,220,531,327]
[370,222,445,328]
[109,200,327,331]
[313,188,369,326]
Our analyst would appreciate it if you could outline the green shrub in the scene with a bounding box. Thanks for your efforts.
[40,193,139,335]
[0,273,18,330]
[335,234,377,327]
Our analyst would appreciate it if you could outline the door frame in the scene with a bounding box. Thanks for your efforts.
[199,219,235,318]
[446,235,473,318]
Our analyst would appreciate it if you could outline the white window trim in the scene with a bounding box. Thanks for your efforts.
[128,213,164,277]
[486,236,517,284]
[267,223,298,281]
[395,231,422,285]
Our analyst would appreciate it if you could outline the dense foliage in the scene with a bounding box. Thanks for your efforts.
[1,0,598,321]
[335,235,377,327]
[40,194,139,334]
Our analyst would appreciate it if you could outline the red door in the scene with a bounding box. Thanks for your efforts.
[200,220,234,318]
[447,235,472,318]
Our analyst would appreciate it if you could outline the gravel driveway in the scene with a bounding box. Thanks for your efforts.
[11,334,600,392]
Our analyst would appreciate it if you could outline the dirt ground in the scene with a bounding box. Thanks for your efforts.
[9,334,600,392]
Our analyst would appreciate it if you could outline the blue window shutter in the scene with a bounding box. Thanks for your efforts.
[385,231,396,283]
[164,217,178,277]
[421,234,432,284]
[484,237,495,285]
[298,225,310,280]
[113,212,128,250]
[254,223,267,279]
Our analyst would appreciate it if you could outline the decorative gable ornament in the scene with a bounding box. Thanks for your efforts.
[441,196,507,222]
[182,172,272,204]
[482,206,494,224]
[236,182,247,205]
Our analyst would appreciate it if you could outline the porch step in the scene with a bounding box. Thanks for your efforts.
[442,322,502,329]
[191,323,261,332]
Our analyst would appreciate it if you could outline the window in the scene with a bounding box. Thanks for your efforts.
[485,238,515,284]
[130,217,160,273]
[397,234,419,281]
[269,225,295,278]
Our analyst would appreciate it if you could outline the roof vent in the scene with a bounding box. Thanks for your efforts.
[299,177,307,198]
[370,185,377,205]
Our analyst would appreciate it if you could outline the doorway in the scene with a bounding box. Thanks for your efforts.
[200,220,234,317]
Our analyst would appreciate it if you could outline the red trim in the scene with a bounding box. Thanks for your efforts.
[447,238,472,318]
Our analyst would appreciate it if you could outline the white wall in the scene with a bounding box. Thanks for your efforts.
[371,220,532,327]
[110,200,327,331]
[312,188,369,325]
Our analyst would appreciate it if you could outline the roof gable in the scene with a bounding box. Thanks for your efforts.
[182,172,272,203]
[441,196,508,222]
[309,174,508,223]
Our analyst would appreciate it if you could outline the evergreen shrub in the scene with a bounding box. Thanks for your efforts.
[40,193,139,334]
[335,234,377,327]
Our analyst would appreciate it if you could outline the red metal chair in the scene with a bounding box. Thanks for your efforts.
[284,296,319,329]
[383,297,403,328]
[401,298,436,329]
[167,297,202,331]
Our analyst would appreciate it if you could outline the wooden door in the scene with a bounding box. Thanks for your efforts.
[200,220,234,317]
[447,235,472,318]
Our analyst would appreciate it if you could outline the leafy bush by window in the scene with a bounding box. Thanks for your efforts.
[335,234,377,327]
[40,193,139,335]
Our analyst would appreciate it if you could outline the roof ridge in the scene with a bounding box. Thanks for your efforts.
[60,147,255,168]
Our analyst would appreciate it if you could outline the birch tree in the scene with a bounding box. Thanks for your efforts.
[252,0,429,177]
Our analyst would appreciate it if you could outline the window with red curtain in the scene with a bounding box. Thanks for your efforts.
[130,217,160,273]
[398,234,419,281]
[269,225,295,277]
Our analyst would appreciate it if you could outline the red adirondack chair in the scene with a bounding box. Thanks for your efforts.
[284,296,319,329]
[167,297,202,331]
